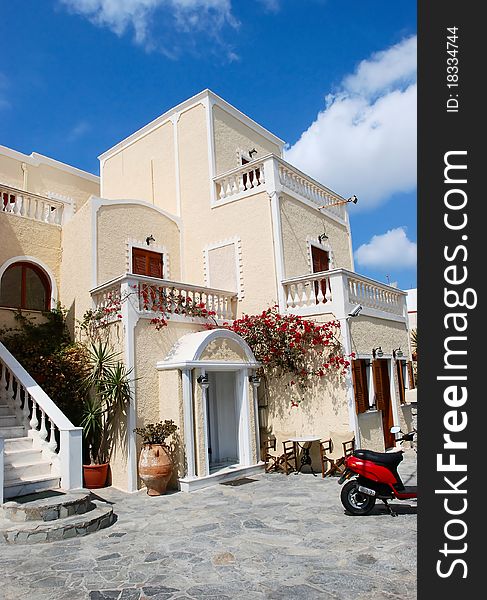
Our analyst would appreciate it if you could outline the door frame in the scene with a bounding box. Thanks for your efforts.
[199,366,252,476]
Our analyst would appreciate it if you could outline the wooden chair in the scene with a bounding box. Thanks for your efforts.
[262,433,297,475]
[320,430,355,477]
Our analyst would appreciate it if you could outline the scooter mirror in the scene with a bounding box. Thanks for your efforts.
[390,426,401,434]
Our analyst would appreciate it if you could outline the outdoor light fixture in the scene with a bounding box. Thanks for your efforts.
[318,195,358,211]
[249,374,261,387]
[372,347,384,359]
[318,228,328,244]
[146,234,155,246]
[248,148,257,157]
[197,374,209,389]
[393,347,404,358]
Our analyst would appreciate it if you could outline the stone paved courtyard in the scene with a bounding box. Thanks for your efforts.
[0,451,417,600]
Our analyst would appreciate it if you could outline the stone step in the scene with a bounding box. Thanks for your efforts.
[1,489,93,523]
[0,403,15,417]
[3,475,61,500]
[0,499,115,543]
[4,460,53,482]
[0,426,26,439]
[0,415,19,427]
[3,447,44,466]
[4,436,33,451]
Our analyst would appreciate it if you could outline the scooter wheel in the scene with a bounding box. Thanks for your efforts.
[341,481,376,516]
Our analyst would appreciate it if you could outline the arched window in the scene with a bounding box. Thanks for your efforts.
[0,262,51,311]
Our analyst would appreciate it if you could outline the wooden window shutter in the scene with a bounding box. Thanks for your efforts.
[351,359,369,414]
[396,360,406,404]
[372,360,387,411]
[132,248,163,278]
[407,361,416,389]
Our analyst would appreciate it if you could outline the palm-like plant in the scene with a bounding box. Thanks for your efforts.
[81,341,134,464]
[411,329,418,359]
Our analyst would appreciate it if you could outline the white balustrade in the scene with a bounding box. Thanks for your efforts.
[91,275,238,323]
[282,269,406,320]
[0,341,83,490]
[1,183,65,225]
[212,156,347,221]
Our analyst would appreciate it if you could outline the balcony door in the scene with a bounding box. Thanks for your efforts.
[132,247,163,278]
[311,245,330,303]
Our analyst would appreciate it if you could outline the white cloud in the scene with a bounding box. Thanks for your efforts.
[257,0,280,13]
[68,120,91,141]
[285,36,417,209]
[60,0,237,50]
[354,227,417,269]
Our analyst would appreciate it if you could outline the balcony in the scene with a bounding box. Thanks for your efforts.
[213,155,347,222]
[1,183,66,226]
[91,274,238,323]
[282,269,408,323]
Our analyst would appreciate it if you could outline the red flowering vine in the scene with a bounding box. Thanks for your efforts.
[219,305,353,400]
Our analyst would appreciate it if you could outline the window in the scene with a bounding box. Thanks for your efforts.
[311,245,330,303]
[351,359,370,414]
[396,360,407,404]
[132,247,163,278]
[0,262,51,311]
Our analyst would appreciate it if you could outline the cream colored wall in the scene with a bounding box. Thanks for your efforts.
[59,200,93,334]
[0,151,99,210]
[349,317,410,357]
[264,372,350,466]
[177,104,278,315]
[213,105,281,175]
[280,194,353,279]
[101,121,177,216]
[96,203,181,285]
[132,319,203,490]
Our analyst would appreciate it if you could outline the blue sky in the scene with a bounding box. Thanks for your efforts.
[0,0,417,289]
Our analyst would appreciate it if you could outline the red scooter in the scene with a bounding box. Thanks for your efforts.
[338,427,417,516]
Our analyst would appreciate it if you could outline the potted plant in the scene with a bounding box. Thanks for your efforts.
[134,420,178,496]
[81,341,133,488]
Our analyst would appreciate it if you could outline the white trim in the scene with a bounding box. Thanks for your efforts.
[340,317,361,448]
[0,144,99,183]
[127,239,170,280]
[205,97,217,204]
[98,89,285,163]
[0,256,58,309]
[157,360,261,370]
[179,463,264,492]
[182,368,196,479]
[203,237,244,300]
[171,113,182,218]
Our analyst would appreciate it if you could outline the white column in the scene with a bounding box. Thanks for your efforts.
[250,371,261,464]
[265,158,287,313]
[338,315,361,449]
[182,369,196,478]
[200,369,210,477]
[121,279,140,493]
[59,428,83,490]
[238,371,252,466]
[0,437,4,504]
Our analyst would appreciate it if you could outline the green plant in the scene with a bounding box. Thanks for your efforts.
[81,341,134,464]
[0,308,89,425]
[134,420,178,446]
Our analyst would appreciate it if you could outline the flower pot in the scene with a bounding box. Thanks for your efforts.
[83,463,109,489]
[138,444,173,496]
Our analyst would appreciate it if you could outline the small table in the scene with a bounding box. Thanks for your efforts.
[289,436,321,476]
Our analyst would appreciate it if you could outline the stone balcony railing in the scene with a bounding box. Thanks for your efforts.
[213,155,347,221]
[91,274,238,323]
[282,269,408,322]
[1,183,67,226]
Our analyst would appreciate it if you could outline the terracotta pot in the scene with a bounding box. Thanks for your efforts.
[83,463,109,489]
[138,444,173,496]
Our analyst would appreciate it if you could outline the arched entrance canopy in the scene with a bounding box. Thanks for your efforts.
[157,328,260,370]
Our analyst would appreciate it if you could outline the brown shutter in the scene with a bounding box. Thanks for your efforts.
[396,360,406,404]
[372,360,387,411]
[352,359,369,414]
[132,248,163,278]
[407,361,416,389]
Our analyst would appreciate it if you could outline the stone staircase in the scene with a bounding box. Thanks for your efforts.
[0,488,115,543]
[1,400,60,499]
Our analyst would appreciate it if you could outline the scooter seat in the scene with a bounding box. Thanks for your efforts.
[353,449,403,466]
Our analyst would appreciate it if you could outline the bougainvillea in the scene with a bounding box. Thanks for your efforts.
[219,305,353,401]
